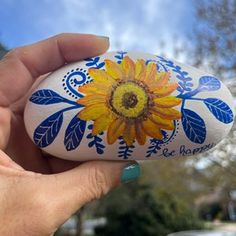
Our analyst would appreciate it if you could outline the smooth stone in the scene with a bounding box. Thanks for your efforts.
[24,51,235,161]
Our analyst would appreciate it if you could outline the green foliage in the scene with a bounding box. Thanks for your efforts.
[193,0,236,78]
[199,202,223,221]
[94,182,203,236]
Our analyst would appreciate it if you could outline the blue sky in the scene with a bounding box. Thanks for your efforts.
[0,0,196,59]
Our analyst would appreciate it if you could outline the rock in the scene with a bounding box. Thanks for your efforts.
[24,51,235,161]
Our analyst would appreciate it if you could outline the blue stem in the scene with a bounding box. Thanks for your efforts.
[178,88,200,99]
[62,98,82,106]
[183,97,204,102]
[60,104,82,113]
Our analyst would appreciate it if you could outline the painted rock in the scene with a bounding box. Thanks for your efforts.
[24,51,235,161]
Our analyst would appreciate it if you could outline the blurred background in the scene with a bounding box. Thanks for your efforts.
[0,0,236,235]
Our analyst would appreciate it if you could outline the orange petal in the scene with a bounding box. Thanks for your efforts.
[149,114,174,130]
[155,72,171,86]
[154,96,182,108]
[135,122,146,145]
[123,122,135,146]
[153,83,178,97]
[144,62,157,82]
[104,59,124,80]
[78,82,110,95]
[135,59,145,78]
[107,118,125,144]
[92,112,114,135]
[88,68,115,85]
[141,119,163,139]
[151,107,181,120]
[121,56,135,79]
[78,104,109,120]
[77,94,106,106]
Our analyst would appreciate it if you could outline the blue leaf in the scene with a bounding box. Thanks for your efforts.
[199,76,221,91]
[93,57,100,63]
[85,61,96,66]
[118,138,134,159]
[115,55,122,59]
[204,98,234,124]
[30,89,65,105]
[86,124,105,154]
[33,111,63,148]
[181,109,206,144]
[64,115,86,151]
[97,148,104,154]
[96,62,105,69]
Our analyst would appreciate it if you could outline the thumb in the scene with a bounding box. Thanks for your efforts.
[40,161,140,227]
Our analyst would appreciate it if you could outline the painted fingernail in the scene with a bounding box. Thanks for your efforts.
[121,163,141,184]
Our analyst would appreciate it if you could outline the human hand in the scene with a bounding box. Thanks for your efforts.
[0,33,140,236]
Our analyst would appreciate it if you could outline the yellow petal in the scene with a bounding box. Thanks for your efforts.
[135,122,146,145]
[135,59,145,78]
[141,119,163,139]
[121,56,135,79]
[155,72,171,86]
[92,112,113,135]
[123,122,135,146]
[154,96,182,108]
[104,59,124,80]
[144,62,157,82]
[78,82,110,95]
[153,83,178,97]
[107,118,125,144]
[149,71,170,89]
[88,68,115,85]
[77,94,106,106]
[78,104,109,120]
[151,107,181,120]
[149,114,174,130]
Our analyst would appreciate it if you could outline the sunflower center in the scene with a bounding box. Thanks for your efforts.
[122,92,138,108]
[110,81,149,118]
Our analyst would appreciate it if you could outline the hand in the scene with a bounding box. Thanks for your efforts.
[0,33,140,236]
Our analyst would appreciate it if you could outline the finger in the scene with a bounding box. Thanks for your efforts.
[0,33,109,106]
[40,161,140,226]
[0,149,24,170]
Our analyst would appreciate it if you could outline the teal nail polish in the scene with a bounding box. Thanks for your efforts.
[121,163,141,183]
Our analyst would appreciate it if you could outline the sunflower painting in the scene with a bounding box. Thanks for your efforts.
[77,56,182,146]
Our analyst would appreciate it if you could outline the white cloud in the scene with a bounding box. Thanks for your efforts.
[1,0,194,62]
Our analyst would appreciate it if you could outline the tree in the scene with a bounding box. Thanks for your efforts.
[192,0,236,78]
[94,181,203,236]
[190,0,236,177]
[186,0,236,219]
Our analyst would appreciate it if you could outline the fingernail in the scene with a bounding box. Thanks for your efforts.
[96,35,109,41]
[121,163,141,184]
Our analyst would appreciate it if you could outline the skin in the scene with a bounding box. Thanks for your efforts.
[0,33,133,236]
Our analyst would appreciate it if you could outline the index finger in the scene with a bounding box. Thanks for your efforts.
[0,33,109,106]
